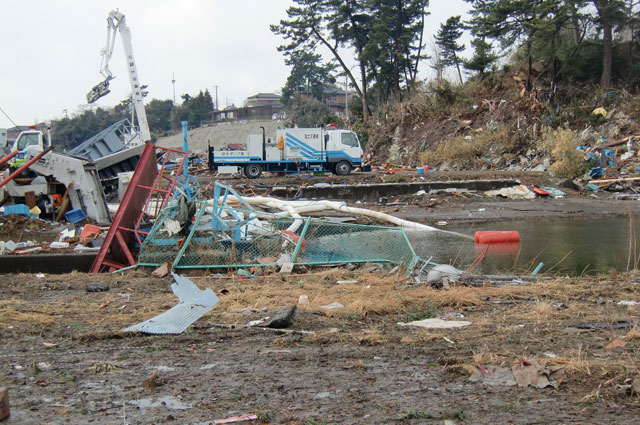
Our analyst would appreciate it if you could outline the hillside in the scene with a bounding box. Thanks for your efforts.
[156,120,283,154]
[365,72,640,178]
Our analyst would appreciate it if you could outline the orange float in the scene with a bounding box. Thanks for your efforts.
[474,231,520,244]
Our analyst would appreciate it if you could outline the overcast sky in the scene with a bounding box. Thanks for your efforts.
[0,0,471,128]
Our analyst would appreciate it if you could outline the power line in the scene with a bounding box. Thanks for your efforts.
[0,105,21,129]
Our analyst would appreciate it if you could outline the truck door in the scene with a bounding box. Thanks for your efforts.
[339,131,363,160]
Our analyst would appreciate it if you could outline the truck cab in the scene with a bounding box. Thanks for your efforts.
[323,128,363,175]
[6,127,50,164]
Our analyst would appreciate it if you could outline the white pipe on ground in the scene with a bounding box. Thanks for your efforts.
[211,196,438,232]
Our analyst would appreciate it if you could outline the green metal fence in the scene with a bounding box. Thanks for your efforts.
[137,200,420,271]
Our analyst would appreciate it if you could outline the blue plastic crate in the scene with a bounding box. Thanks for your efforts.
[65,208,86,223]
[3,204,37,218]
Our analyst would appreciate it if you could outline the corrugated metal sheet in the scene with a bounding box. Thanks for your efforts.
[123,273,218,334]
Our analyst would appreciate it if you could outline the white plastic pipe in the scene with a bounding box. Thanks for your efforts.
[210,196,439,232]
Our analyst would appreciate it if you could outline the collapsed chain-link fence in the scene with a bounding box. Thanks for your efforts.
[137,200,420,271]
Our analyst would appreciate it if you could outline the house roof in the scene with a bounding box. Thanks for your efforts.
[246,92,281,100]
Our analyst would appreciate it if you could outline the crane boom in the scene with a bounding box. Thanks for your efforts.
[86,10,151,144]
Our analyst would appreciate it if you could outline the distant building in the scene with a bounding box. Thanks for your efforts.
[212,93,283,123]
[298,86,347,115]
[243,93,283,108]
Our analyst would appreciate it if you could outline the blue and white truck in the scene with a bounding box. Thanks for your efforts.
[210,126,364,178]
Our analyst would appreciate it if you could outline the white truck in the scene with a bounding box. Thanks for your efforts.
[211,126,363,178]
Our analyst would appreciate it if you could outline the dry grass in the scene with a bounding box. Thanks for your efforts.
[419,125,516,168]
[537,127,587,178]
[2,269,640,402]
[626,326,640,340]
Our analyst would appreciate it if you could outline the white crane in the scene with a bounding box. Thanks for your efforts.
[86,10,151,144]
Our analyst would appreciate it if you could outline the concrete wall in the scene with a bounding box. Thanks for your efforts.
[155,120,284,154]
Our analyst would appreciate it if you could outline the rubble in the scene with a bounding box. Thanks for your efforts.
[123,273,218,334]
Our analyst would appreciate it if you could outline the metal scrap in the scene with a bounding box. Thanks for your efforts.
[123,273,218,334]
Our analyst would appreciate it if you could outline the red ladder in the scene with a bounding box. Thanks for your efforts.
[90,142,188,272]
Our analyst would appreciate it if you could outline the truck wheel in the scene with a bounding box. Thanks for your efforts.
[334,160,352,176]
[244,163,263,179]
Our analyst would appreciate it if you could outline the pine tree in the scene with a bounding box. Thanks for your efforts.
[435,15,466,84]
[464,38,499,76]
[281,51,336,107]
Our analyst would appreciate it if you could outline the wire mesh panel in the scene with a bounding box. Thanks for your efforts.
[293,220,415,265]
[138,200,419,270]
[136,205,182,266]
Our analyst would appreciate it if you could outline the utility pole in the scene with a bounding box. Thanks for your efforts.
[213,85,220,111]
[345,74,349,126]
[171,72,176,104]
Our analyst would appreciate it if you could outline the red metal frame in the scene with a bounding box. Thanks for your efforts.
[0,150,18,167]
[0,147,53,189]
[90,143,188,272]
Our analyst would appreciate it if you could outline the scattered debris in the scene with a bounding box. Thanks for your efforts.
[426,264,461,284]
[123,273,219,334]
[151,263,169,278]
[279,262,294,274]
[212,414,258,424]
[86,283,109,293]
[320,302,345,310]
[469,366,516,386]
[485,185,535,200]
[605,338,627,349]
[247,305,297,329]
[397,318,472,329]
[617,300,640,306]
[573,321,635,331]
[511,359,565,389]
[142,369,166,389]
[298,295,310,306]
[262,305,297,328]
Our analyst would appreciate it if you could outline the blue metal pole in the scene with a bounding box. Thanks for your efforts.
[532,262,544,275]
[181,121,188,175]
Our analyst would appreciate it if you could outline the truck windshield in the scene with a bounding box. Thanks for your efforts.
[16,133,40,151]
[341,132,359,148]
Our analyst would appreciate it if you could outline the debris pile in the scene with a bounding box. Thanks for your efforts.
[137,183,431,273]
[0,213,105,255]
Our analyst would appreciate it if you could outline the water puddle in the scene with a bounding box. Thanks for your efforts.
[148,365,175,372]
[411,216,640,275]
[200,363,216,370]
[129,396,192,410]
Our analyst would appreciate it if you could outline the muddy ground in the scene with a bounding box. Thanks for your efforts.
[1,169,640,424]
[1,268,640,424]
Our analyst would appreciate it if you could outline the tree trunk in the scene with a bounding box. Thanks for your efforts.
[311,27,366,117]
[411,11,425,86]
[568,0,582,44]
[453,52,463,85]
[526,54,533,92]
[595,0,613,89]
[359,62,370,120]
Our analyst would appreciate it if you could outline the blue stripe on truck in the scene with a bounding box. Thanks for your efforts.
[285,133,323,160]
